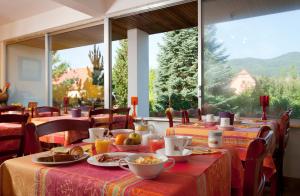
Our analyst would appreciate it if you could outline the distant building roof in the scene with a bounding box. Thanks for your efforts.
[53,67,90,89]
[230,69,256,94]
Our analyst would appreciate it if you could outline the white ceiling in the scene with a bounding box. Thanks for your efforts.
[0,0,62,25]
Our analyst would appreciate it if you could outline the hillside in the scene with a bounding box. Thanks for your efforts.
[226,52,300,77]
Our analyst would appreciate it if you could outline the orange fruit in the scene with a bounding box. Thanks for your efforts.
[115,134,127,145]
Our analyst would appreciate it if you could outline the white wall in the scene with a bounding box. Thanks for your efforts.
[6,44,47,106]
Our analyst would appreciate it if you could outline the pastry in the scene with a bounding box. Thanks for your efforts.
[69,146,84,157]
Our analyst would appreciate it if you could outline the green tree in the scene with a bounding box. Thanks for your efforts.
[149,68,157,114]
[52,51,70,81]
[88,45,104,86]
[155,28,198,112]
[112,40,128,107]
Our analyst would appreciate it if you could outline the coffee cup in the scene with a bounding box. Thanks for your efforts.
[220,118,230,127]
[164,136,189,156]
[206,114,214,122]
[88,128,106,141]
[235,113,240,121]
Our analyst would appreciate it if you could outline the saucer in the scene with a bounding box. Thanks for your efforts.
[82,138,95,143]
[156,148,192,162]
[217,125,234,131]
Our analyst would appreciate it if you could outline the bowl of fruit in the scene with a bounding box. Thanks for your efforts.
[114,132,142,151]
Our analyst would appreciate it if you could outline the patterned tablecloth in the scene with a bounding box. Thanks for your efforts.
[31,114,132,146]
[0,123,22,157]
[166,119,277,148]
[1,149,235,196]
[166,119,277,179]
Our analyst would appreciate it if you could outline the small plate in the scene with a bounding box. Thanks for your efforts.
[156,148,192,162]
[32,152,89,165]
[82,138,95,143]
[217,125,234,131]
[87,152,134,167]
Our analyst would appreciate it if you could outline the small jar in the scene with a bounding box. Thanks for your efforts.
[208,130,223,148]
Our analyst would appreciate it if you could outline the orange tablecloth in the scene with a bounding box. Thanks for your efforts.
[1,150,233,196]
[31,114,132,146]
[167,119,277,148]
[166,119,277,180]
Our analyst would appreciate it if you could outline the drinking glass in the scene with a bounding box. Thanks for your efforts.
[95,138,110,154]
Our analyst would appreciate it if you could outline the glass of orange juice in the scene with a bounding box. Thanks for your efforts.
[95,138,110,154]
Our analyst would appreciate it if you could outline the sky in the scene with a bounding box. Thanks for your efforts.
[57,9,300,69]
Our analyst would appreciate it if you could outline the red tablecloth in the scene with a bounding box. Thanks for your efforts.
[1,149,235,196]
[0,123,22,153]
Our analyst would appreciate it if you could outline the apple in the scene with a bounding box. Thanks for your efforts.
[128,132,142,145]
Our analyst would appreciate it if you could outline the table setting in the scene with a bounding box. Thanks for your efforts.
[1,123,238,196]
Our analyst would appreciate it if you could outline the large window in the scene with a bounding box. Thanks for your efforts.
[51,25,105,108]
[203,10,300,118]
[6,37,47,106]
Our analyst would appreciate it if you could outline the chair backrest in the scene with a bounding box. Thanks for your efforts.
[186,108,202,122]
[243,129,274,196]
[28,102,38,117]
[0,105,25,115]
[278,111,291,151]
[27,119,92,153]
[0,114,29,157]
[165,108,185,128]
[35,106,61,117]
[89,108,113,129]
[112,107,130,129]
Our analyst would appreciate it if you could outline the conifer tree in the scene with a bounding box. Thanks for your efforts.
[112,40,128,107]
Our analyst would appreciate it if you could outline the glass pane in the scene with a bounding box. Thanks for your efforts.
[203,9,300,118]
[51,25,105,109]
[6,37,46,106]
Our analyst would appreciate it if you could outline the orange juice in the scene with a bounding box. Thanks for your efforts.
[95,139,110,154]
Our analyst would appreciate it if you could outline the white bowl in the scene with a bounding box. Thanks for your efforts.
[156,148,192,162]
[119,153,175,179]
[110,129,134,137]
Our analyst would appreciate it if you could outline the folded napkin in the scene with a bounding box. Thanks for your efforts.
[187,146,220,155]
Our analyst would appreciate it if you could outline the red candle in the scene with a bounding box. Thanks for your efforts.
[131,96,138,105]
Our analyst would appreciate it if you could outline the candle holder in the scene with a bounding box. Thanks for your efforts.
[63,96,69,114]
[259,95,269,120]
[131,96,138,118]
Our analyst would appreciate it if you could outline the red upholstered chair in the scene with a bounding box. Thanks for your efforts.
[274,109,292,191]
[35,106,61,117]
[0,114,29,163]
[111,107,130,129]
[25,119,92,153]
[243,129,274,196]
[165,108,186,127]
[89,108,113,129]
[0,105,25,115]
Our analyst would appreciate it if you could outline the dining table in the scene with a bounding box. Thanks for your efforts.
[166,118,278,180]
[30,114,133,146]
[0,142,243,196]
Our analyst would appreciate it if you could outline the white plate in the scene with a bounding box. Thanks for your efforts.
[156,148,192,162]
[32,152,89,165]
[82,138,95,143]
[87,152,134,167]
